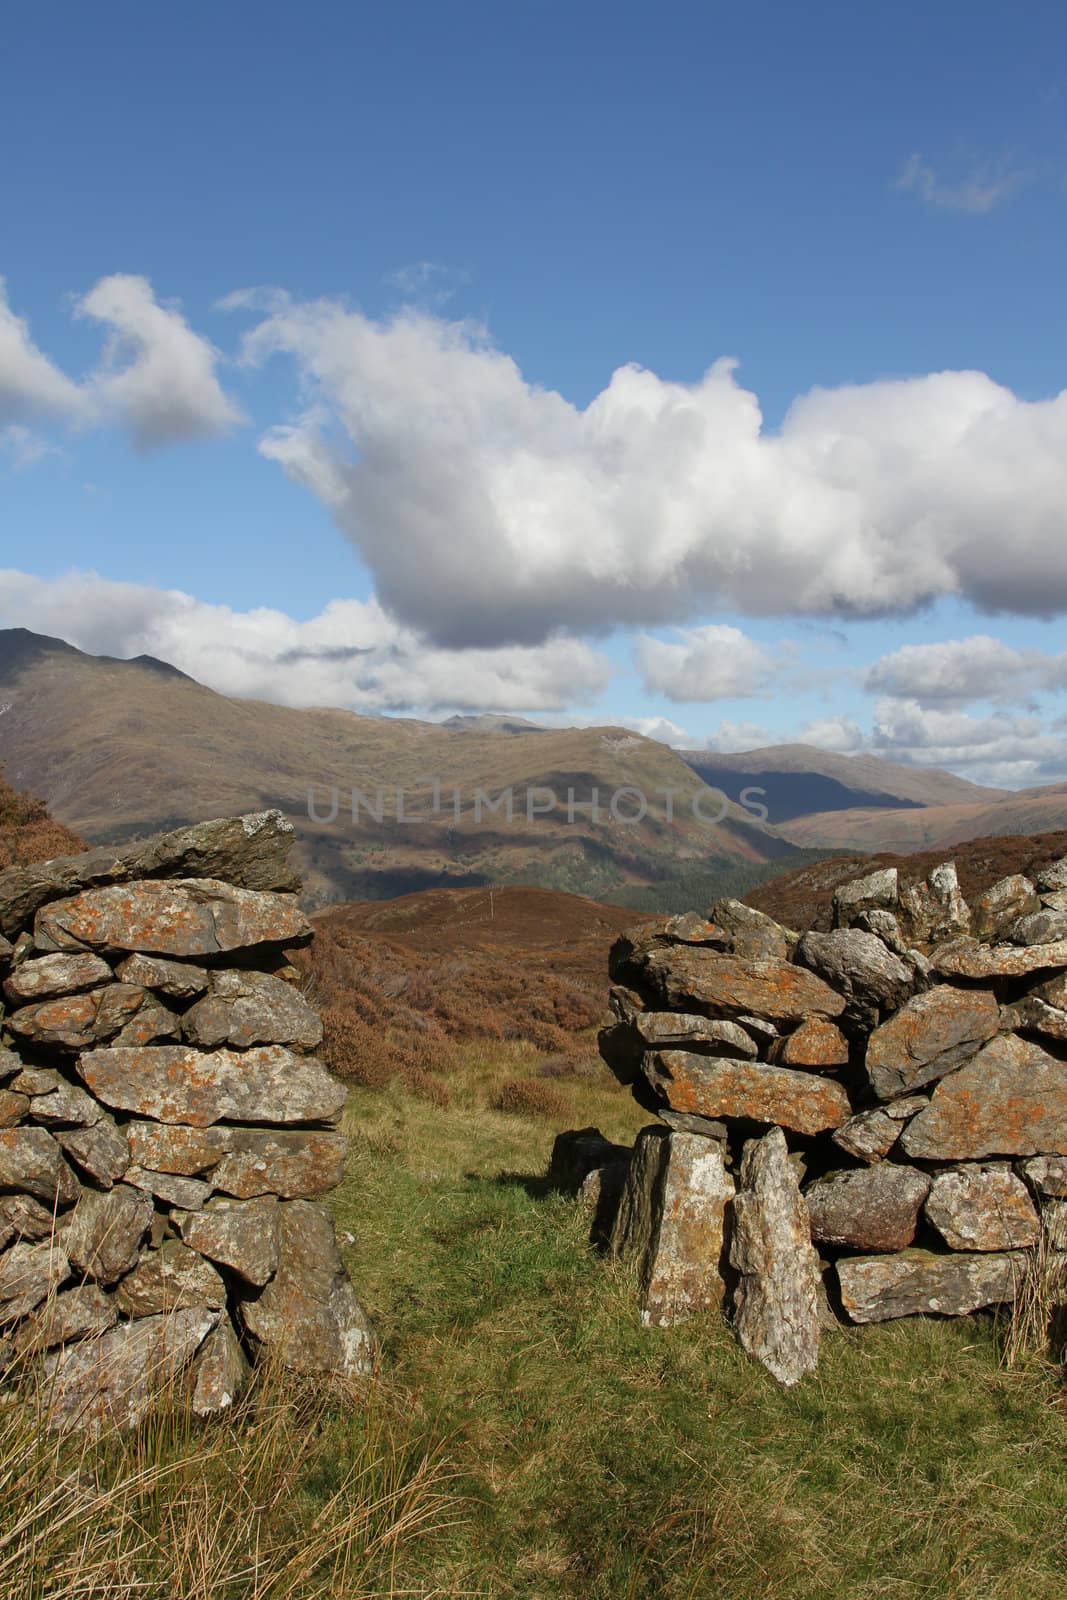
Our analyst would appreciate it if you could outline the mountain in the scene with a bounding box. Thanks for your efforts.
[0,628,794,907]
[680,743,1008,824]
[777,787,1067,854]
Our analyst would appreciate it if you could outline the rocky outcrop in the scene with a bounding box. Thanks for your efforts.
[0,812,373,1430]
[594,861,1067,1383]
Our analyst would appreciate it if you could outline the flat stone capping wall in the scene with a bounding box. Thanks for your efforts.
[594,860,1067,1384]
[0,811,372,1432]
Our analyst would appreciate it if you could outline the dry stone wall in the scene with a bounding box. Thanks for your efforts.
[0,812,372,1432]
[595,859,1067,1383]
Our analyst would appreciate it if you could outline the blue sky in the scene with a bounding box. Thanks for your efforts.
[2,0,1067,785]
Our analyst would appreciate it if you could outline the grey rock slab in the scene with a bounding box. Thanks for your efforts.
[181,968,322,1051]
[633,1011,757,1058]
[832,1097,928,1163]
[115,952,210,998]
[210,1130,348,1200]
[62,1184,153,1284]
[832,868,899,928]
[1039,1199,1067,1250]
[0,1239,71,1324]
[0,809,301,938]
[126,1121,233,1175]
[123,1165,213,1209]
[175,1196,280,1287]
[901,1033,1067,1159]
[114,1239,227,1316]
[852,910,909,957]
[239,1199,375,1378]
[1041,890,1067,913]
[729,1126,821,1387]
[0,1090,28,1128]
[644,1050,851,1136]
[110,997,182,1049]
[837,1249,1027,1323]
[0,1193,57,1246]
[640,947,845,1024]
[924,1164,1040,1251]
[0,1047,21,1082]
[30,1076,104,1128]
[971,876,1041,943]
[189,1316,250,1417]
[3,952,113,1004]
[13,1284,117,1354]
[1018,1155,1067,1198]
[35,878,311,959]
[77,1043,346,1127]
[805,1164,931,1252]
[1001,996,1067,1044]
[899,863,972,945]
[931,936,1067,981]
[707,898,796,960]
[6,984,146,1050]
[864,984,1000,1100]
[0,1127,81,1206]
[609,1125,734,1327]
[1012,910,1067,946]
[794,928,916,1030]
[656,1109,730,1139]
[1036,856,1067,893]
[42,1306,219,1434]
[58,1117,130,1188]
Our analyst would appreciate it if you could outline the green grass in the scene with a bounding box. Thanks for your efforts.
[322,1051,1067,1599]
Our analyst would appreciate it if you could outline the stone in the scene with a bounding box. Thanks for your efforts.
[3,952,113,1004]
[0,1047,21,1081]
[864,984,1000,1101]
[1040,1200,1067,1250]
[124,1165,213,1209]
[0,1127,80,1206]
[0,1240,70,1323]
[239,1200,375,1378]
[1034,973,1067,1011]
[640,948,845,1024]
[707,898,795,960]
[852,910,909,956]
[114,1239,227,1316]
[657,1110,730,1139]
[730,1127,821,1387]
[58,1117,130,1188]
[832,1098,928,1163]
[6,985,146,1050]
[633,1011,757,1058]
[9,1067,61,1095]
[597,1021,644,1085]
[181,968,322,1051]
[837,1249,1027,1323]
[770,1018,849,1070]
[643,1050,851,1137]
[931,937,1067,981]
[924,1165,1040,1251]
[42,1306,219,1434]
[1012,909,1067,946]
[1018,1155,1067,1198]
[610,1125,734,1326]
[36,878,311,960]
[1041,890,1067,913]
[210,1131,349,1200]
[29,1076,104,1128]
[794,929,915,1030]
[971,876,1041,943]
[115,952,210,998]
[607,984,644,1023]
[110,997,181,1048]
[0,1090,28,1128]
[175,1196,280,1287]
[901,1033,1067,1159]
[0,810,301,938]
[78,1043,346,1128]
[62,1185,153,1284]
[735,1015,779,1044]
[662,911,727,946]
[126,1121,233,1175]
[189,1317,250,1417]
[1002,996,1067,1044]
[805,1164,931,1251]
[899,863,971,945]
[833,868,899,927]
[13,1284,117,1354]
[1036,856,1067,893]
[548,1127,632,1192]
[0,1193,57,1246]
[577,1160,630,1246]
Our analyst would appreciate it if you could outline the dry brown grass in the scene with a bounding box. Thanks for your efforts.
[490,1077,568,1119]
[0,769,86,869]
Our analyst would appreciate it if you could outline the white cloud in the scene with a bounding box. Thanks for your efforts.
[866,635,1067,705]
[77,275,243,448]
[893,152,1025,215]
[635,625,777,702]
[232,296,1067,647]
[700,719,775,753]
[794,715,866,753]
[0,569,609,715]
[0,425,61,470]
[0,280,86,423]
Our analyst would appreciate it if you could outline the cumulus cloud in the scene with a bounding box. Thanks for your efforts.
[232,295,1067,647]
[635,625,777,702]
[77,275,243,448]
[866,634,1067,705]
[0,280,86,423]
[893,152,1025,214]
[0,569,608,714]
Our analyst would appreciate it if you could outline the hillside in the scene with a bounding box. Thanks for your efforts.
[0,628,793,907]
[0,767,85,868]
[778,788,1067,853]
[743,827,1067,932]
[681,742,1007,824]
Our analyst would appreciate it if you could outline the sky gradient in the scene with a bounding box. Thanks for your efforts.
[2,0,1066,786]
